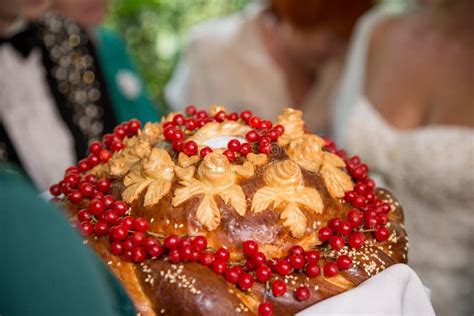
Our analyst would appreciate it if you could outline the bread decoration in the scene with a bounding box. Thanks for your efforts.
[50,106,408,316]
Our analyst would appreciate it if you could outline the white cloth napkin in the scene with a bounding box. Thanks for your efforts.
[297,264,435,316]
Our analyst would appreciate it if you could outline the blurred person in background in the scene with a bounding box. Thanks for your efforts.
[0,0,161,192]
[166,0,373,135]
[52,0,162,125]
[332,0,474,314]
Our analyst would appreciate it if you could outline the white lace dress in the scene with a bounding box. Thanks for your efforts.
[332,9,474,316]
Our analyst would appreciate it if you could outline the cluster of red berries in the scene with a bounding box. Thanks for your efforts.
[162,106,285,161]
[317,140,391,255]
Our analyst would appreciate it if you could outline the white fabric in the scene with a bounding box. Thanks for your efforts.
[165,4,341,133]
[332,8,474,315]
[298,264,434,316]
[0,45,75,191]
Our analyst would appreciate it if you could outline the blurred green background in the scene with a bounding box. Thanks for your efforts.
[105,0,249,113]
[104,0,405,113]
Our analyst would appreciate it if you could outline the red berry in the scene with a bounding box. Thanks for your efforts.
[305,250,320,264]
[168,249,181,263]
[258,302,273,316]
[365,192,375,203]
[355,183,368,195]
[275,259,292,276]
[133,218,149,232]
[186,118,197,131]
[349,232,365,249]
[131,246,147,263]
[164,235,180,250]
[224,266,242,284]
[338,220,353,236]
[77,209,91,222]
[223,149,235,162]
[214,110,227,122]
[103,210,120,224]
[365,179,376,190]
[148,244,164,257]
[172,114,186,126]
[242,240,258,257]
[260,120,272,130]
[94,220,110,236]
[258,142,271,154]
[89,142,103,155]
[120,216,135,229]
[352,195,366,208]
[239,143,252,156]
[92,191,104,200]
[113,201,128,216]
[185,105,196,116]
[323,262,339,277]
[330,235,345,251]
[130,232,145,246]
[271,279,286,296]
[256,265,272,282]
[164,126,176,140]
[365,214,378,229]
[64,174,80,188]
[249,116,262,129]
[375,226,390,241]
[49,184,61,196]
[196,110,208,119]
[79,183,94,197]
[227,139,241,152]
[102,195,115,209]
[227,112,239,121]
[199,252,215,266]
[238,272,254,290]
[99,150,112,163]
[121,239,134,251]
[306,263,321,278]
[267,129,279,141]
[294,286,310,301]
[245,130,260,142]
[111,225,128,241]
[86,155,100,167]
[200,146,213,158]
[215,247,230,262]
[191,236,207,252]
[68,190,83,204]
[180,245,194,261]
[111,140,124,152]
[337,255,352,270]
[89,199,105,215]
[318,227,333,242]
[273,124,284,135]
[172,140,183,152]
[290,254,305,269]
[347,209,363,227]
[377,213,389,225]
[328,218,342,231]
[114,126,127,139]
[240,110,252,122]
[212,259,228,274]
[96,178,111,193]
[183,141,198,156]
[251,252,267,268]
[289,245,305,256]
[344,191,356,203]
[174,129,184,142]
[79,221,94,236]
[127,119,141,134]
[110,241,123,255]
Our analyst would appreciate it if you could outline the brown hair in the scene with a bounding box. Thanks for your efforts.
[269,0,374,38]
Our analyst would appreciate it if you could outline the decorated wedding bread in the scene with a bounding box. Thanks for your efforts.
[50,106,408,316]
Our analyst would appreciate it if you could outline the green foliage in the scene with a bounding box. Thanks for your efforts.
[105,0,249,112]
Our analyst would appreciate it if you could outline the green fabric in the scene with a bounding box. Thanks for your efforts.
[0,164,134,316]
[96,27,163,123]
